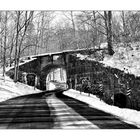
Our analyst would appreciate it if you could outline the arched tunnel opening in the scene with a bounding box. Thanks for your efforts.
[46,67,67,90]
[114,93,132,108]
[22,72,37,87]
[39,64,67,90]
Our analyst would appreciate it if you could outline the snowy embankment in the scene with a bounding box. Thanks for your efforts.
[0,63,41,102]
[0,56,41,102]
[63,89,140,128]
[77,42,140,77]
[0,74,41,102]
[101,42,140,77]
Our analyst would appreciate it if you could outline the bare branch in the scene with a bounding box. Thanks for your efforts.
[62,11,73,21]
[20,44,37,55]
[80,19,107,35]
[97,11,106,20]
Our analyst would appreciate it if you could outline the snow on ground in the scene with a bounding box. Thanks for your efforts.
[63,89,140,128]
[76,42,140,77]
[0,56,40,102]
[0,42,140,126]
[76,53,96,61]
[101,42,140,76]
[46,82,57,91]
[0,73,41,102]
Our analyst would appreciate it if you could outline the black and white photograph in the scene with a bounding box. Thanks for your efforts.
[0,2,140,135]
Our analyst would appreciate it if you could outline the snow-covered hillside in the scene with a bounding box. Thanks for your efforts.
[0,55,41,102]
[0,73,41,102]
[76,42,140,77]
[102,42,140,76]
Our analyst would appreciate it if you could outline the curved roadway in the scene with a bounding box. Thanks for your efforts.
[0,90,138,129]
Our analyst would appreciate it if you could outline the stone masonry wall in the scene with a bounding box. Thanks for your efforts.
[66,55,140,110]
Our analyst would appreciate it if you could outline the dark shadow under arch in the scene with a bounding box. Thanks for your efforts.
[114,93,127,108]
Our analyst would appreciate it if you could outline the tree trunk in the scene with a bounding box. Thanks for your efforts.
[108,11,114,55]
[0,12,2,62]
[121,11,129,43]
[14,11,33,82]
[9,34,14,67]
[70,11,76,37]
[3,11,8,80]
[104,11,114,55]
[40,12,44,49]
[93,11,98,47]
[14,12,20,82]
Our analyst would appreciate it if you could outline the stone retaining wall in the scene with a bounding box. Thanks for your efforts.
[66,55,140,110]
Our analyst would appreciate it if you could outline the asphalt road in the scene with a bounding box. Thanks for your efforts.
[56,92,138,129]
[0,92,53,129]
[0,90,138,129]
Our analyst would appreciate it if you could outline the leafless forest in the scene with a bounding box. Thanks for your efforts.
[0,11,140,82]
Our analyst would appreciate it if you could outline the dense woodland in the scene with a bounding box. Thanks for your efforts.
[1,11,140,82]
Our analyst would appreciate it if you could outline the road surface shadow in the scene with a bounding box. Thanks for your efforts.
[0,91,55,129]
[56,91,138,129]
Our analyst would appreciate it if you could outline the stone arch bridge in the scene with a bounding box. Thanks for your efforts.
[6,48,140,110]
[15,48,99,90]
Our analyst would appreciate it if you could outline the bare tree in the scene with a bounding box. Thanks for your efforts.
[63,11,76,37]
[14,11,34,82]
[3,11,8,79]
[0,12,2,63]
[121,11,130,43]
[62,11,80,49]
[0,11,9,80]
[33,11,54,54]
[76,11,106,49]
[76,11,114,55]
[104,11,114,55]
